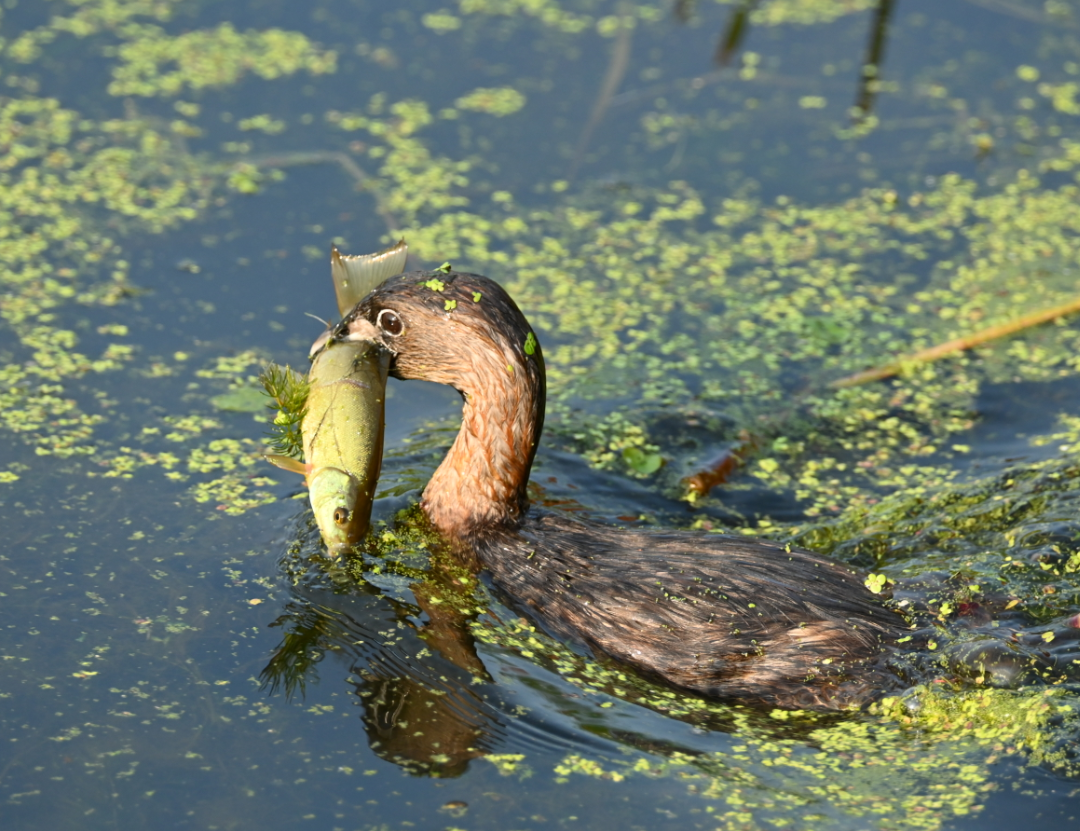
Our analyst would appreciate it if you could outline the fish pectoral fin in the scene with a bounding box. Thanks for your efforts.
[265,453,308,476]
[330,239,408,315]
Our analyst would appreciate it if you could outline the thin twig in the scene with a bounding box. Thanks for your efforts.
[830,295,1080,389]
[237,150,398,233]
[961,0,1077,28]
[568,3,633,181]
[715,0,759,66]
[610,68,826,111]
[852,0,896,121]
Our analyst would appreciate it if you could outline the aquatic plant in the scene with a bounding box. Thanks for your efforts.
[6,2,1080,828]
[259,363,308,460]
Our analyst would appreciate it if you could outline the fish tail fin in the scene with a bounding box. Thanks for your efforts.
[331,239,408,315]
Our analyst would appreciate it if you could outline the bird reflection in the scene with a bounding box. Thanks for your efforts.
[258,529,1080,786]
[260,544,507,778]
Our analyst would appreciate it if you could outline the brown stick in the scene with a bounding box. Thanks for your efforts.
[687,296,1080,497]
[683,432,757,499]
[830,295,1080,389]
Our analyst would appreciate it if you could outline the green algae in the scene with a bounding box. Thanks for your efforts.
[0,0,1071,603]
[0,1,332,516]
[3,0,1079,628]
[750,0,877,27]
[470,606,1080,829]
[299,6,1080,819]
[106,23,336,97]
[482,753,532,778]
[435,0,595,35]
[5,2,1080,827]
[453,86,527,116]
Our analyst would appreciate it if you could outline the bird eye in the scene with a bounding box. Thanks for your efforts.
[333,507,350,526]
[377,309,404,336]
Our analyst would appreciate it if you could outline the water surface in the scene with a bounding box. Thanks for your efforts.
[4,1,1080,829]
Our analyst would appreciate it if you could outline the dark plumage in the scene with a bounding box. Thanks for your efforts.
[342,270,907,709]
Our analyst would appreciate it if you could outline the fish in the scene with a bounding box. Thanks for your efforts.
[267,240,407,555]
[268,329,389,554]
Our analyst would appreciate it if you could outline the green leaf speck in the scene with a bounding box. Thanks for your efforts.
[621,446,663,476]
[423,278,445,291]
[524,331,537,355]
[444,298,457,311]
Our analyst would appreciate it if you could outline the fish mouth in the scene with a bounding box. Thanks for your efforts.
[308,467,373,556]
[308,328,332,358]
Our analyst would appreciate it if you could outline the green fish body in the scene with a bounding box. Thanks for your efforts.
[266,240,407,555]
[267,333,388,554]
[303,332,389,555]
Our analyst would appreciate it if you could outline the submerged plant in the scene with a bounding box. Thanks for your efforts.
[260,363,309,459]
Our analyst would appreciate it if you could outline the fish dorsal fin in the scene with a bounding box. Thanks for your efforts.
[331,239,408,316]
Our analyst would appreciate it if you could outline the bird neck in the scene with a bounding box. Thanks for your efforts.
[421,343,543,540]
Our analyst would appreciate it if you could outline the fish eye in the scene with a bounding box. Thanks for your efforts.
[333,507,350,526]
[377,309,404,337]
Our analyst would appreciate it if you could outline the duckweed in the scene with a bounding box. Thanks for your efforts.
[6,3,1080,828]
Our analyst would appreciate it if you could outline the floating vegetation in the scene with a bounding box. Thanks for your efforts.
[472,602,1080,828]
[106,24,337,98]
[6,2,1080,829]
[0,1,333,514]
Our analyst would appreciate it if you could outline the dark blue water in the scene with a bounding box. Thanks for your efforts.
[3,1,1080,829]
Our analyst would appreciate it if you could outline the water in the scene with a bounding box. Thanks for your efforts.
[4,0,1080,828]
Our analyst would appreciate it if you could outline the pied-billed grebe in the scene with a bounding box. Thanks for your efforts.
[338,270,908,709]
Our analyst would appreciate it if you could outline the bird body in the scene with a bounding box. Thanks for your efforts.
[342,269,906,708]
